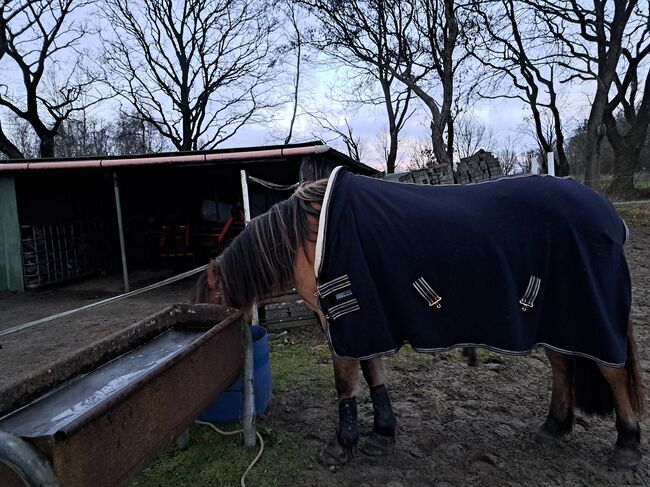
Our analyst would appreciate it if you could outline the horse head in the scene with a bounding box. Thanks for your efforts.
[190,258,225,306]
[205,259,225,305]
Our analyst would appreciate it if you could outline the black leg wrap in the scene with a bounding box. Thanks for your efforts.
[370,385,396,438]
[337,397,359,448]
[610,419,642,470]
[535,410,574,446]
[542,410,574,436]
[615,418,641,450]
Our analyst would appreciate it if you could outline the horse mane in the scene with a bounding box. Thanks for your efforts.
[215,178,328,309]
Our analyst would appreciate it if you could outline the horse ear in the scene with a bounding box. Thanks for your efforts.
[207,260,218,290]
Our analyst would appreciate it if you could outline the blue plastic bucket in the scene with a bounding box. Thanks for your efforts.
[199,325,272,423]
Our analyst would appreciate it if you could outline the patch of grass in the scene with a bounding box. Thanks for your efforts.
[615,202,650,227]
[131,328,331,487]
[268,328,333,397]
[634,174,650,190]
[132,423,305,487]
[385,344,438,370]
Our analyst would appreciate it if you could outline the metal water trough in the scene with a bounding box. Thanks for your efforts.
[0,303,244,487]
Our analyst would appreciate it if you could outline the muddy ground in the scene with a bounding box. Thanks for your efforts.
[1,224,649,486]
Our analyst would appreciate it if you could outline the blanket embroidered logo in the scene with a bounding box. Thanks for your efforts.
[334,289,354,301]
[317,274,361,320]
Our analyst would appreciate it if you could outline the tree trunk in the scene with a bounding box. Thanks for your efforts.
[430,120,451,166]
[0,129,24,159]
[608,146,638,197]
[39,134,55,158]
[555,143,570,176]
[582,93,609,189]
[550,103,570,176]
[386,128,398,174]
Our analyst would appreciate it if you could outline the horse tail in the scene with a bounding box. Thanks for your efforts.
[573,357,614,416]
[623,321,646,416]
[573,320,645,417]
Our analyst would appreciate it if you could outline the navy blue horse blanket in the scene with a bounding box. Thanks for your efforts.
[314,167,631,366]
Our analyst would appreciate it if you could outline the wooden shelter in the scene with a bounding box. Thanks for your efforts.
[0,141,376,292]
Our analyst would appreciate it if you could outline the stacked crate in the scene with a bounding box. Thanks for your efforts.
[398,163,454,185]
[261,293,318,331]
[20,221,117,289]
[455,150,503,183]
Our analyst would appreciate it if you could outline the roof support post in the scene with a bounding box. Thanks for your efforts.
[113,171,130,293]
[0,176,24,292]
[239,169,258,449]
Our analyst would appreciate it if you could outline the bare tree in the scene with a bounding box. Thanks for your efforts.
[520,148,536,174]
[101,0,277,152]
[3,112,38,158]
[54,108,114,158]
[0,0,100,159]
[402,136,437,170]
[111,110,171,155]
[454,116,496,160]
[497,135,522,174]
[0,0,35,60]
[282,3,304,145]
[299,0,424,173]
[602,22,650,196]
[471,0,570,175]
[309,112,365,161]
[518,0,649,188]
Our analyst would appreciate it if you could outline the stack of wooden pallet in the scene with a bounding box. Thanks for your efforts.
[260,293,318,331]
[398,163,454,185]
[455,150,503,183]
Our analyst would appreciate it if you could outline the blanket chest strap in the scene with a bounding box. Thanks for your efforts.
[413,277,442,308]
[520,275,542,311]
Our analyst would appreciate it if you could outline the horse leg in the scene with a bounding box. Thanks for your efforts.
[462,347,478,366]
[318,357,360,466]
[360,358,396,456]
[598,365,642,469]
[536,350,575,445]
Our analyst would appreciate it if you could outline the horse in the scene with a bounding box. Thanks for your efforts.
[194,168,645,470]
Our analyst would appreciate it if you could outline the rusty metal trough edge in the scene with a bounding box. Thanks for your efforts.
[0,303,236,418]
[0,303,245,487]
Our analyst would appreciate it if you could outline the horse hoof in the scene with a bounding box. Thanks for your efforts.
[360,431,395,456]
[534,427,561,447]
[608,447,642,470]
[318,437,354,466]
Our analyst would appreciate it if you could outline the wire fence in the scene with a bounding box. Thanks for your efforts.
[0,265,207,338]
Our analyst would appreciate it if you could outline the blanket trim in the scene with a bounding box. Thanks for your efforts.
[315,166,344,276]
[325,337,625,368]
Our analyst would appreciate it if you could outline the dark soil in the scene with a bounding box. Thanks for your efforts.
[1,225,649,486]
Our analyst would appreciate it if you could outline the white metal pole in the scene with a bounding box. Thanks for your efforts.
[547,152,555,176]
[239,169,257,449]
[240,170,259,326]
[242,323,256,448]
[113,171,130,292]
[240,170,252,225]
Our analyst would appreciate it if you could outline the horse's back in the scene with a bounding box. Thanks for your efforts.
[316,171,630,365]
